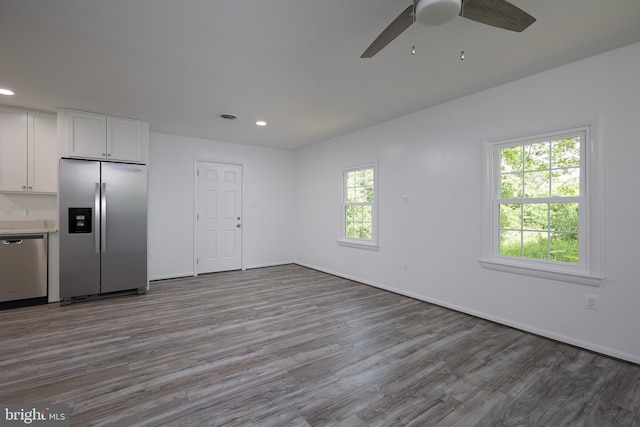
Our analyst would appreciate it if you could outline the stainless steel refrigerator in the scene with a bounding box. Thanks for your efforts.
[59,158,147,302]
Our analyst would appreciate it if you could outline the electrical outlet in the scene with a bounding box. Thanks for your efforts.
[403,261,409,271]
[24,209,31,217]
[585,294,599,311]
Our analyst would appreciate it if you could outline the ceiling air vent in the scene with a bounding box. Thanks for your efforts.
[218,113,238,120]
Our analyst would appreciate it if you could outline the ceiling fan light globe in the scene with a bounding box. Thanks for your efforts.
[415,0,462,26]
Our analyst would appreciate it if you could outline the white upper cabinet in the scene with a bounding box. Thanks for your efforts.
[0,106,57,193]
[0,107,28,192]
[62,110,106,160]
[59,109,148,164]
[28,112,58,193]
[107,116,146,163]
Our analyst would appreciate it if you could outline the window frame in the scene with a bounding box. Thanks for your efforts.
[480,122,603,286]
[338,162,379,251]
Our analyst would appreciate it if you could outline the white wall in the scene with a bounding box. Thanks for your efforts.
[148,132,295,280]
[294,42,640,363]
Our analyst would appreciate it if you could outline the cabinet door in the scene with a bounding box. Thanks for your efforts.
[65,110,106,159]
[0,107,28,192]
[28,112,57,193]
[107,117,145,162]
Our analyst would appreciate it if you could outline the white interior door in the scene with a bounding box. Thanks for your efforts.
[195,161,242,274]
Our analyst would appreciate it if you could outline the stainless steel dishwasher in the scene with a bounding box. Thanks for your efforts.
[0,234,48,308]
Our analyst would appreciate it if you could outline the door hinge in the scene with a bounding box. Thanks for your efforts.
[196,258,199,265]
[196,213,199,220]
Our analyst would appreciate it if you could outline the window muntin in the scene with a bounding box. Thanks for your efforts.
[497,134,583,265]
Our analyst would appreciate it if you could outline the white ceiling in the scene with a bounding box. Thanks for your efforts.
[1,0,640,150]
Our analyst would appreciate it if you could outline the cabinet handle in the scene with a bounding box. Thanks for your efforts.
[102,153,106,157]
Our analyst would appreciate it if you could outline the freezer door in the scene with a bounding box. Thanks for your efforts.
[100,162,147,293]
[59,159,101,298]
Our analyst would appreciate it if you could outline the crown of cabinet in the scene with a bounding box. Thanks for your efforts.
[58,109,149,164]
[0,106,57,193]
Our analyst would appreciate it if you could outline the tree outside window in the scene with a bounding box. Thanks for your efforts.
[498,136,581,263]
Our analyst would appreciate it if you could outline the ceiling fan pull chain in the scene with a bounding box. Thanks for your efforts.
[460,1,465,60]
[411,2,417,55]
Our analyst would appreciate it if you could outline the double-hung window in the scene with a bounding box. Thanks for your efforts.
[338,164,378,250]
[481,124,602,285]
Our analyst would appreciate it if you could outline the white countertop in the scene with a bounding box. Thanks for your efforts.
[0,220,57,235]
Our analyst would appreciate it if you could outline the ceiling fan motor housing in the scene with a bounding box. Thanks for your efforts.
[416,0,462,26]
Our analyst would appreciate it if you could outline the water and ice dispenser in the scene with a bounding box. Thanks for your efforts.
[68,208,92,233]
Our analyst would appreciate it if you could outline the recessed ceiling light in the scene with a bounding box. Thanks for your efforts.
[256,120,267,126]
[0,88,15,96]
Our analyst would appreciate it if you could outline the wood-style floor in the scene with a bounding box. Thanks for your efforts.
[1,264,639,426]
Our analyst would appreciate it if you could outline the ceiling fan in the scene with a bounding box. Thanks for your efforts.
[361,0,535,58]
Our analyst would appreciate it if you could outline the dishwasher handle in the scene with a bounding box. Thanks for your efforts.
[2,239,23,245]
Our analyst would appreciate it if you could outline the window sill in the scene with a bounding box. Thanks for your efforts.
[479,259,602,287]
[337,239,379,251]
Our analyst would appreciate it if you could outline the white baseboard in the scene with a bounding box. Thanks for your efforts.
[243,260,295,270]
[150,261,295,282]
[149,272,195,281]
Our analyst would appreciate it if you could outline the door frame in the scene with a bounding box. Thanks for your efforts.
[193,158,245,275]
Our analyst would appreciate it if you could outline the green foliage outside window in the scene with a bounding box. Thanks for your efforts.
[345,168,374,240]
[498,137,580,263]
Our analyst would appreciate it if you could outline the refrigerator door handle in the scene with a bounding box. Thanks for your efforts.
[101,182,107,253]
[94,183,101,253]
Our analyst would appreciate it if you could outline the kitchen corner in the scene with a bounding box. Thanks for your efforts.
[0,105,59,307]
[1,105,149,309]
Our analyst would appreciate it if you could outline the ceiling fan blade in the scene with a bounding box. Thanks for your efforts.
[361,4,415,58]
[461,0,535,32]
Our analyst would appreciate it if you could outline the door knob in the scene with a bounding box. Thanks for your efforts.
[237,224,242,228]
